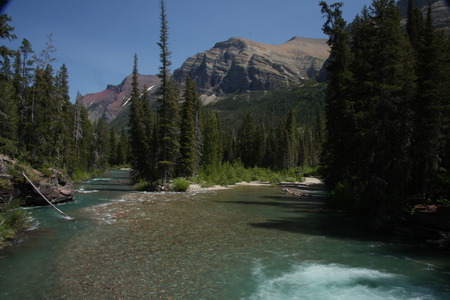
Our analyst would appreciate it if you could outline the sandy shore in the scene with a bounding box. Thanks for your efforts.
[188,177,323,193]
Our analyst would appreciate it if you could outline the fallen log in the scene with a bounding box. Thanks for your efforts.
[22,172,73,219]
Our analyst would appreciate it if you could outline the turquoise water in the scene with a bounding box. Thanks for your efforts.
[1,170,449,299]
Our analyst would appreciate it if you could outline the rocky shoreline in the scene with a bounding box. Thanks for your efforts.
[0,155,74,206]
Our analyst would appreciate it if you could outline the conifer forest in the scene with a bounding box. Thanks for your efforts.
[1,0,450,234]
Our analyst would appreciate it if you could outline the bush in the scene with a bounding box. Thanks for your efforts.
[0,199,31,246]
[171,178,190,192]
[133,180,154,191]
[327,181,358,210]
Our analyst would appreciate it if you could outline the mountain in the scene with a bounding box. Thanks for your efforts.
[172,37,329,100]
[77,74,161,122]
[398,0,450,35]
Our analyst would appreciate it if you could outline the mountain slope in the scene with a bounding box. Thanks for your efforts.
[77,74,160,122]
[398,0,450,35]
[172,37,329,98]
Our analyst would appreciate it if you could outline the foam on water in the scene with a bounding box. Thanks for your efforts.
[248,262,441,300]
[76,188,99,194]
[90,178,113,181]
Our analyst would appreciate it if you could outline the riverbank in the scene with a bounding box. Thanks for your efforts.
[188,177,323,193]
[0,155,76,247]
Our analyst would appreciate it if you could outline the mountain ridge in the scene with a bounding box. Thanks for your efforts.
[172,36,329,99]
[78,36,330,122]
[77,74,160,123]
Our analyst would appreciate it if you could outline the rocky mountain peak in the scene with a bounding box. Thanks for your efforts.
[172,36,329,99]
[77,74,161,123]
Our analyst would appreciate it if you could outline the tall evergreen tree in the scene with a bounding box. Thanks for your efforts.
[201,111,223,167]
[237,112,257,168]
[116,126,128,166]
[319,1,355,187]
[353,0,415,220]
[15,39,35,154]
[0,77,18,157]
[0,14,18,157]
[128,54,151,181]
[72,101,92,174]
[156,0,179,186]
[283,109,298,169]
[108,126,117,166]
[51,63,72,170]
[177,76,199,177]
[91,118,109,170]
[412,6,449,199]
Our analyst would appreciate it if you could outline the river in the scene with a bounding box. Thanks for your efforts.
[0,170,449,299]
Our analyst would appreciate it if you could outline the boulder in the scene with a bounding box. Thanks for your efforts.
[0,155,74,206]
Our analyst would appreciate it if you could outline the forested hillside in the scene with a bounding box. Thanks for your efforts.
[206,82,325,169]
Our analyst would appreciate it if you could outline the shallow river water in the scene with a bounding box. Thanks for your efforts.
[1,170,449,299]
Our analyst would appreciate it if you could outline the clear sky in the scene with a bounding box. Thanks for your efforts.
[2,0,373,101]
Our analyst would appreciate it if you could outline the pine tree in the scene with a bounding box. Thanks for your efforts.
[141,84,156,179]
[0,14,18,157]
[237,112,257,167]
[72,101,92,173]
[14,39,35,154]
[412,6,449,199]
[406,0,423,50]
[128,54,150,181]
[109,126,117,166]
[283,109,298,169]
[0,78,18,157]
[177,76,199,177]
[321,1,417,224]
[358,0,415,218]
[156,0,179,186]
[91,118,109,170]
[116,126,128,166]
[319,1,355,187]
[201,111,223,167]
[51,64,73,170]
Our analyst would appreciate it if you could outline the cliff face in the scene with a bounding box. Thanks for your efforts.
[398,0,450,35]
[77,74,161,123]
[172,37,329,97]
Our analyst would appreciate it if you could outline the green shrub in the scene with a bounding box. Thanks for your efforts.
[0,199,31,246]
[171,178,190,192]
[133,180,154,191]
[327,181,358,210]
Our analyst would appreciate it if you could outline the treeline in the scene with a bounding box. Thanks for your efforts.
[0,14,122,178]
[128,0,323,186]
[209,83,326,169]
[320,0,450,226]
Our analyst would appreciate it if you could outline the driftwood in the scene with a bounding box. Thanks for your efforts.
[280,187,312,197]
[22,172,73,219]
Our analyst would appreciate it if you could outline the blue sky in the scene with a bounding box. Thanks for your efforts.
[3,0,373,101]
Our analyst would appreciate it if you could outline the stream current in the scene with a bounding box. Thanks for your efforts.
[0,170,449,299]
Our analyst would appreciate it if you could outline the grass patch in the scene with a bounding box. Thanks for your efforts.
[192,161,304,187]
